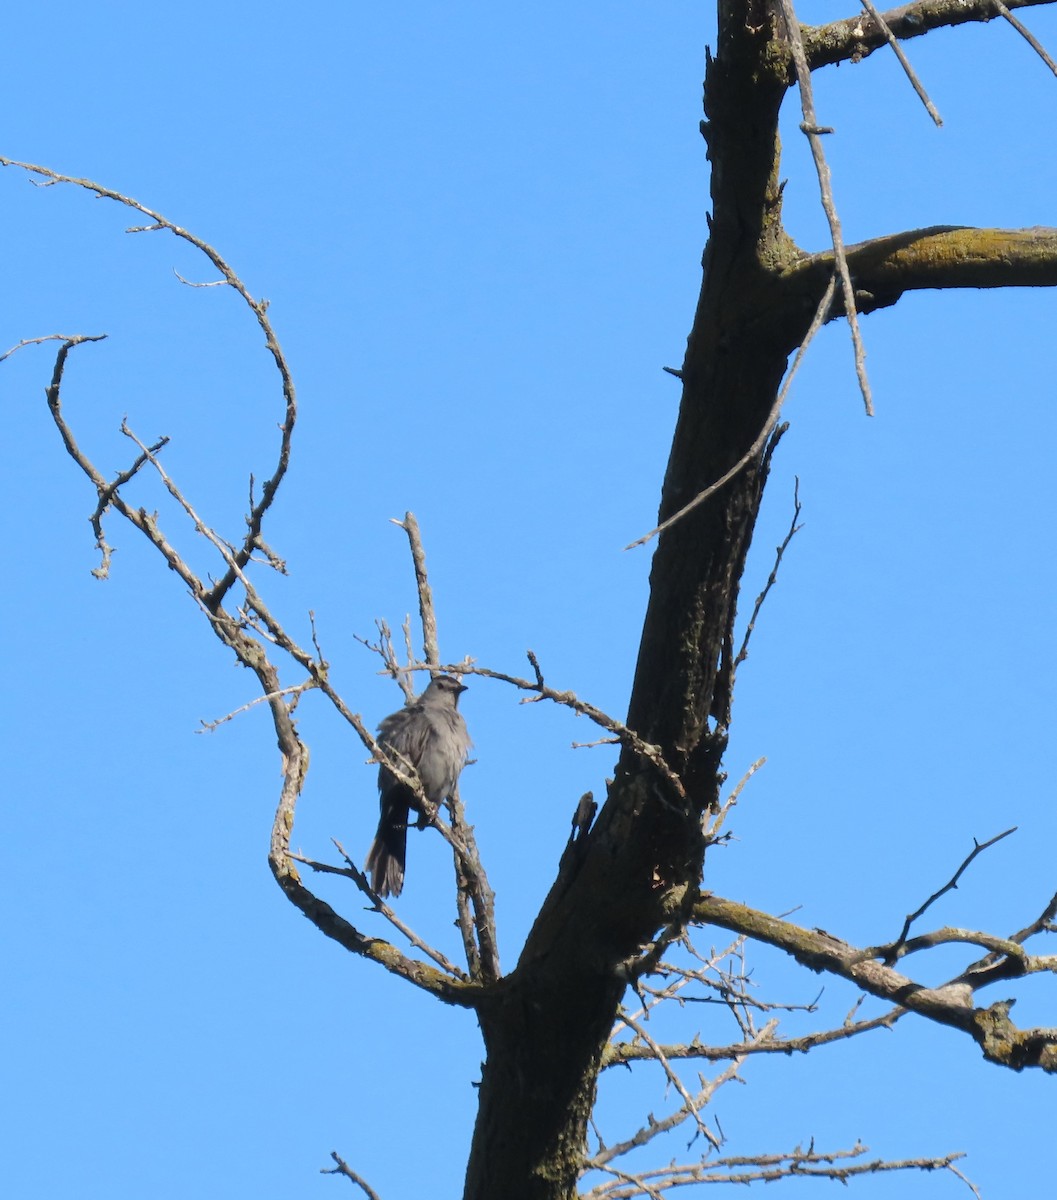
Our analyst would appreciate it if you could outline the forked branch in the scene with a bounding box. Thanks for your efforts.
[698,893,1057,1070]
[14,261,488,1009]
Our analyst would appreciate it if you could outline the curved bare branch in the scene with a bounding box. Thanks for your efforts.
[0,156,296,609]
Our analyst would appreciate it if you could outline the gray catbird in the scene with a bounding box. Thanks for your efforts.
[365,675,471,897]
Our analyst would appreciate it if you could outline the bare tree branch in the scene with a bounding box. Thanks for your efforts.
[1,331,109,363]
[733,477,803,671]
[0,156,296,610]
[582,1142,976,1198]
[956,891,1057,989]
[697,893,1057,1070]
[805,0,1057,71]
[614,1013,724,1152]
[624,275,832,551]
[604,1006,903,1067]
[425,656,687,805]
[26,323,488,1008]
[779,0,873,415]
[374,513,501,982]
[288,840,469,980]
[394,512,441,668]
[785,225,1057,313]
[703,758,766,846]
[197,681,315,732]
[321,1152,383,1200]
[994,0,1057,77]
[860,0,944,123]
[879,826,1017,963]
[41,337,207,589]
[881,925,1057,970]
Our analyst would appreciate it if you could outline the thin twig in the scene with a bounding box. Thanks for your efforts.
[87,432,170,577]
[967,890,1057,977]
[120,420,280,615]
[197,682,315,732]
[41,336,194,584]
[287,844,468,980]
[881,827,1017,963]
[860,0,943,124]
[614,958,701,1030]
[393,512,440,667]
[446,789,501,980]
[733,478,803,669]
[994,0,1057,77]
[321,1153,383,1200]
[777,3,874,415]
[173,268,227,287]
[703,757,765,843]
[448,791,483,980]
[334,839,469,979]
[609,936,743,1032]
[412,656,687,804]
[592,1055,745,1169]
[356,620,417,702]
[0,332,109,363]
[605,1007,903,1068]
[581,1146,975,1198]
[626,275,835,550]
[616,1013,722,1151]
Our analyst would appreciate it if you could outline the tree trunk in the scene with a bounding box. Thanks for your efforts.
[462,11,808,1198]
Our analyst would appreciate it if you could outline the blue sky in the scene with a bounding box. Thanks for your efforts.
[4,3,1056,1197]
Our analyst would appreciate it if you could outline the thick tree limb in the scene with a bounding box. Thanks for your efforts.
[697,894,1057,1071]
[804,0,1057,70]
[783,225,1057,318]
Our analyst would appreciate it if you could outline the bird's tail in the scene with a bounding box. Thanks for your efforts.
[365,792,410,898]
